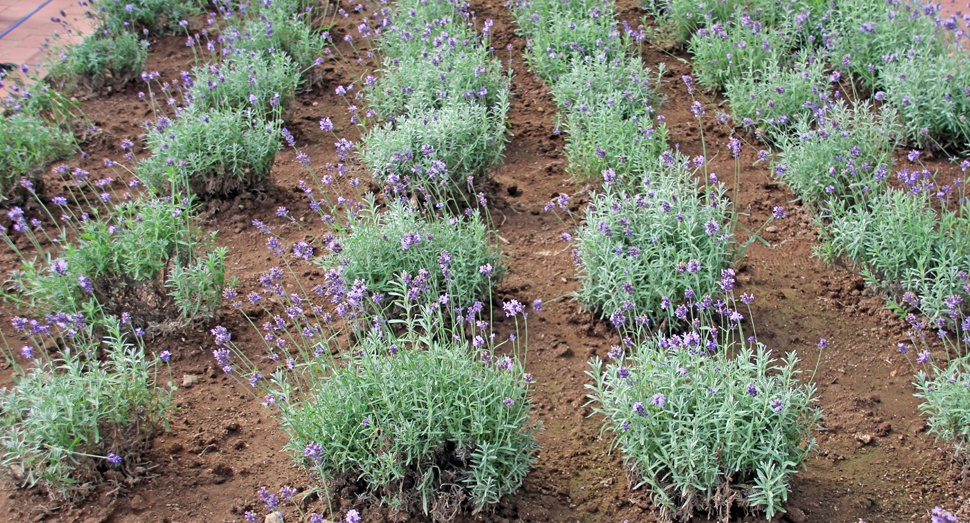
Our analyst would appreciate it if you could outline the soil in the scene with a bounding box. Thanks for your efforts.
[1,1,969,522]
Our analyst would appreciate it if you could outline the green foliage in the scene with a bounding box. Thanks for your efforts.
[725,58,831,142]
[137,108,281,198]
[818,185,970,321]
[770,99,901,209]
[367,43,507,119]
[880,50,970,150]
[587,342,820,521]
[88,0,197,35]
[226,9,329,72]
[0,113,74,195]
[48,31,149,91]
[319,199,504,307]
[825,0,947,89]
[0,321,170,501]
[513,0,624,81]
[572,160,734,326]
[215,280,538,515]
[166,247,230,321]
[687,10,789,92]
[551,56,667,182]
[364,100,509,205]
[915,357,970,473]
[7,195,225,328]
[187,51,300,119]
[643,0,824,46]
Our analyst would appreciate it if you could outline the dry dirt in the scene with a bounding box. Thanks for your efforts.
[1,1,969,522]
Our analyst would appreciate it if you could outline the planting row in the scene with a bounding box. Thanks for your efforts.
[647,0,970,506]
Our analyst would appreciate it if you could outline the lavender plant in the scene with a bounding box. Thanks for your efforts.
[4,194,226,331]
[588,339,820,521]
[914,356,970,476]
[0,319,172,502]
[211,276,539,516]
[87,0,197,35]
[770,99,901,209]
[818,179,969,321]
[571,158,735,328]
[48,31,149,91]
[688,9,789,92]
[725,58,831,142]
[880,49,970,150]
[0,113,74,196]
[137,107,282,198]
[366,42,508,118]
[186,50,300,120]
[512,0,624,81]
[825,0,948,89]
[363,100,509,205]
[317,198,504,307]
[225,8,330,73]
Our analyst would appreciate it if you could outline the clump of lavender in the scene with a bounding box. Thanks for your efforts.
[687,8,789,92]
[209,276,539,516]
[47,30,150,92]
[317,198,505,307]
[880,49,970,150]
[770,99,901,210]
[186,50,300,120]
[364,101,508,206]
[725,58,832,143]
[512,0,627,80]
[0,113,74,196]
[588,336,820,520]
[0,317,172,502]
[571,156,735,330]
[136,107,282,198]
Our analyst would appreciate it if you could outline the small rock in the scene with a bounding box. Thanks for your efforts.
[787,506,808,523]
[855,433,873,446]
[765,226,778,233]
[223,422,241,433]
[555,345,574,358]
[182,374,200,388]
[265,513,284,523]
[875,422,892,437]
[129,495,148,512]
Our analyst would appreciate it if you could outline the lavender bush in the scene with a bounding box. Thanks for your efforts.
[688,9,789,92]
[571,158,735,328]
[0,319,172,502]
[880,49,970,150]
[770,99,900,209]
[186,50,300,120]
[137,107,282,198]
[0,113,74,196]
[314,198,505,307]
[363,100,509,206]
[588,338,820,521]
[211,276,538,517]
[48,31,149,91]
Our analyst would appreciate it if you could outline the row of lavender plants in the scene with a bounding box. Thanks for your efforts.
[651,0,970,501]
[0,0,336,503]
[202,0,543,521]
[511,0,819,521]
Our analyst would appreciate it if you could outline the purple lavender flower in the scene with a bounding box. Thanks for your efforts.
[345,509,361,523]
[931,506,958,523]
[78,276,94,293]
[651,393,666,408]
[532,299,543,311]
[159,350,171,362]
[503,299,525,317]
[916,350,930,364]
[770,399,784,412]
[479,263,493,276]
[20,346,33,359]
[772,206,786,219]
[50,259,68,277]
[319,117,334,132]
[747,382,758,397]
[106,453,122,464]
[818,338,827,349]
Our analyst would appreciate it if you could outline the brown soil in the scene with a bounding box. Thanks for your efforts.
[2,1,969,522]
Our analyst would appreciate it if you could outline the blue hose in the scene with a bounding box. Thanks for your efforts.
[0,0,56,41]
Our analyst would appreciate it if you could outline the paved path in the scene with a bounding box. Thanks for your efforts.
[1,0,93,93]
